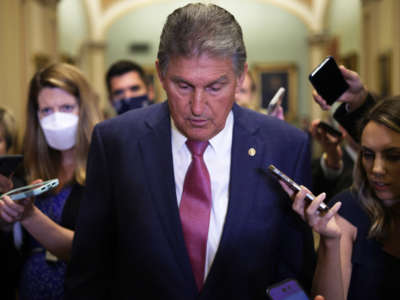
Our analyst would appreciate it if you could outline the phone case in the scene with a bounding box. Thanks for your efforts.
[1,179,59,201]
[0,154,23,177]
[268,164,329,212]
[309,56,349,105]
[267,279,310,300]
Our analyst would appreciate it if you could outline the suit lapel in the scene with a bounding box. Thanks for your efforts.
[204,105,266,289]
[138,102,198,292]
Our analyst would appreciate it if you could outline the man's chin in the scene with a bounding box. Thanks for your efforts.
[183,127,215,141]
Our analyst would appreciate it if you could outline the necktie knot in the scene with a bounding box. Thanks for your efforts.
[186,140,208,157]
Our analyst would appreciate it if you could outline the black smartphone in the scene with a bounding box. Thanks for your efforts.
[317,121,343,138]
[268,164,329,212]
[267,278,310,300]
[309,56,349,105]
[0,155,23,177]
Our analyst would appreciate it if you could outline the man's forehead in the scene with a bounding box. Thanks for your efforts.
[111,71,145,88]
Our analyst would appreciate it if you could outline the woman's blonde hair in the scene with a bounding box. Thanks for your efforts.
[24,63,103,185]
[353,96,400,240]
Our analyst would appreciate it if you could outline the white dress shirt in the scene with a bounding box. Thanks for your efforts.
[171,111,233,282]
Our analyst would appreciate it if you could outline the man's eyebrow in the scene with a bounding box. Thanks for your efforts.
[170,75,189,83]
[170,75,229,85]
[112,88,124,94]
[361,145,375,150]
[207,75,229,86]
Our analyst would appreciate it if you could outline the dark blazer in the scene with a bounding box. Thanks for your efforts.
[65,102,315,300]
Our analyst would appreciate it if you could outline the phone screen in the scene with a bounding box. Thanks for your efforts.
[267,279,310,300]
[309,56,349,105]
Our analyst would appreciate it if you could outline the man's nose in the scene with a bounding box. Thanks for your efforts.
[191,89,205,116]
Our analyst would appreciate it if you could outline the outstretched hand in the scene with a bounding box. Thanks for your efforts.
[0,179,42,224]
[279,181,342,240]
[312,65,368,112]
[310,119,343,169]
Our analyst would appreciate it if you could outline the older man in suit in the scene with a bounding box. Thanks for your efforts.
[65,3,315,300]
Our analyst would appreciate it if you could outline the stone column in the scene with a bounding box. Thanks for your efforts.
[78,39,108,113]
[308,32,332,121]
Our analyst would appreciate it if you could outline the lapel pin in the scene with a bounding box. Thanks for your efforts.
[248,147,256,157]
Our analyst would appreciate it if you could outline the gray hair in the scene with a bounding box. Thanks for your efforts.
[157,2,247,77]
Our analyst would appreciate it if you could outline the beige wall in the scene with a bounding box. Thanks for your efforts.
[361,0,400,96]
[0,0,26,132]
[0,0,59,145]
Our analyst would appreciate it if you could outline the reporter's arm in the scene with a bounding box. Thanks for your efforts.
[21,205,73,261]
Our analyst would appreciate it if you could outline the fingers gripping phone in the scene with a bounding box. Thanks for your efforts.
[268,165,329,212]
[317,121,343,138]
[309,56,349,105]
[267,278,310,300]
[1,179,59,201]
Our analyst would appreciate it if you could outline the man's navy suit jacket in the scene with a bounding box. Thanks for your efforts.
[65,102,316,300]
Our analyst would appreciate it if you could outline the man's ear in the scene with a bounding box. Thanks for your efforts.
[236,63,248,92]
[155,60,164,85]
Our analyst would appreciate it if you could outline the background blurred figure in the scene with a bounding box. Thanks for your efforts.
[105,59,154,116]
[0,63,103,300]
[235,71,257,109]
[311,119,359,200]
[0,107,21,193]
[236,71,285,120]
[0,107,18,155]
[0,106,22,300]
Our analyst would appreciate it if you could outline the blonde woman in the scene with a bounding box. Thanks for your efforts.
[0,63,102,299]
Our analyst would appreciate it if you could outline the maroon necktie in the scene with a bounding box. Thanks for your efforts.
[179,140,212,291]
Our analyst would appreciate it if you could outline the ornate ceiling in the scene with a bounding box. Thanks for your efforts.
[100,0,314,13]
[87,0,327,40]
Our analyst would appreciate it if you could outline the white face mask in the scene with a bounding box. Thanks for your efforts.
[39,112,79,151]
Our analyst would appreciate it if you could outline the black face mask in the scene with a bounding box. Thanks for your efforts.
[112,95,151,115]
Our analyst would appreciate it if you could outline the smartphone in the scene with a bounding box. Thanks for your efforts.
[0,155,23,177]
[267,278,310,300]
[268,164,329,212]
[309,56,349,105]
[267,87,285,114]
[317,121,343,138]
[1,178,59,201]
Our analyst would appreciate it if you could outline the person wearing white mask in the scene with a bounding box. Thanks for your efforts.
[0,63,103,300]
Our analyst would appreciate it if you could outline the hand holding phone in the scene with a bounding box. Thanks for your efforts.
[309,56,349,105]
[267,87,285,114]
[1,179,59,201]
[317,121,342,138]
[267,278,310,300]
[268,165,328,212]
